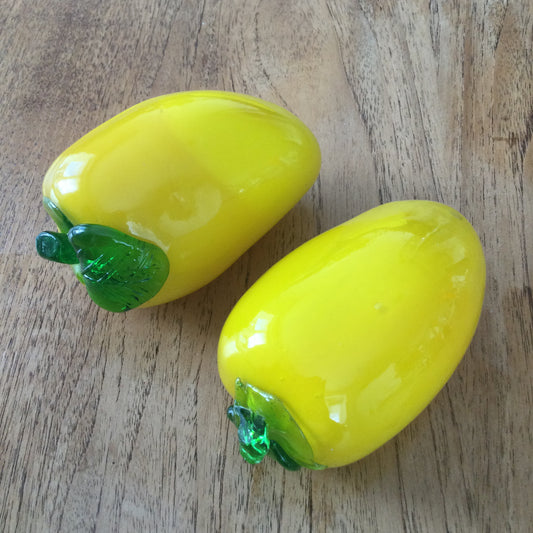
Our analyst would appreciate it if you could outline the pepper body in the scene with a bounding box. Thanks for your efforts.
[39,91,321,310]
[218,200,486,468]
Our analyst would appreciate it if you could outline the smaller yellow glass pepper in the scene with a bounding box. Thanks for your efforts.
[218,200,486,469]
[36,91,321,312]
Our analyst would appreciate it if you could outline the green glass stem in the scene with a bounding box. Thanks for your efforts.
[227,405,269,464]
[37,197,170,312]
[36,231,78,264]
[227,379,325,471]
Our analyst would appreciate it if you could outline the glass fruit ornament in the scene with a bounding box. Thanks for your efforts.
[218,200,486,469]
[36,91,321,312]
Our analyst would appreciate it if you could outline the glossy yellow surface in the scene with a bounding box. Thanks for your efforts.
[42,91,321,306]
[218,201,486,468]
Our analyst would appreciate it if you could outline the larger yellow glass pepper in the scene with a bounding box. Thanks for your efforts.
[36,91,321,312]
[218,201,486,469]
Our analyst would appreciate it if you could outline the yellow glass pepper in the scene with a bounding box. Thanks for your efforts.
[218,200,486,469]
[36,91,321,312]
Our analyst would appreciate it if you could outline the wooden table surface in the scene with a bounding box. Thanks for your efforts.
[1,1,532,531]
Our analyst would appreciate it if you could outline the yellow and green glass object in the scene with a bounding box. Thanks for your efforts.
[36,91,321,312]
[218,201,486,469]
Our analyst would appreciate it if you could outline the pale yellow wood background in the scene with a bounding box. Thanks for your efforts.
[1,1,532,531]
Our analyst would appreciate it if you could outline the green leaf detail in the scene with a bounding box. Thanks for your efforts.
[269,441,302,471]
[43,197,74,232]
[227,379,325,471]
[38,199,170,311]
[67,224,170,312]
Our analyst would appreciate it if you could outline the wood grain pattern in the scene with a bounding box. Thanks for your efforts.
[1,0,531,531]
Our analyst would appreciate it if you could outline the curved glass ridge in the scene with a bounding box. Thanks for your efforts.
[227,379,325,471]
[36,198,170,312]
